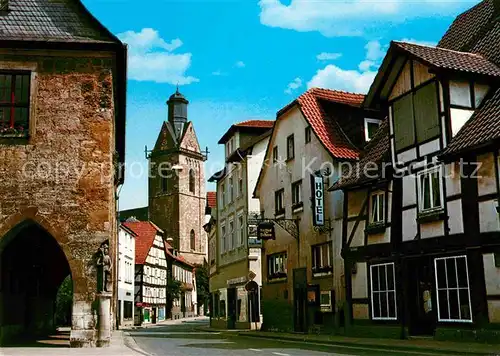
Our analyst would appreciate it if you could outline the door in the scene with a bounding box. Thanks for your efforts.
[227,287,237,329]
[406,257,436,336]
[293,268,307,332]
[152,307,157,324]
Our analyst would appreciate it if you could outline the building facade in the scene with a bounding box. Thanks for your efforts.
[209,120,273,329]
[123,221,168,325]
[118,225,136,327]
[254,89,380,333]
[0,0,126,347]
[148,90,208,266]
[335,0,500,341]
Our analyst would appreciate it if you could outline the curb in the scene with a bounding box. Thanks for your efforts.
[236,332,497,356]
[123,332,152,356]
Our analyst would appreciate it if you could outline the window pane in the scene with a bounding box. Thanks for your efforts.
[450,80,472,108]
[432,171,442,208]
[372,266,380,292]
[387,264,395,290]
[380,292,388,318]
[388,291,396,318]
[393,94,415,151]
[0,74,12,103]
[456,257,468,288]
[373,293,381,318]
[449,289,460,320]
[438,290,449,320]
[421,174,431,210]
[414,82,440,142]
[378,194,384,221]
[459,289,471,320]
[446,258,457,289]
[436,259,446,288]
[371,195,378,222]
[380,265,387,291]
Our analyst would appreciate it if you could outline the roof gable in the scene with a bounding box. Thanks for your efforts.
[179,121,201,153]
[153,121,178,152]
[0,0,119,43]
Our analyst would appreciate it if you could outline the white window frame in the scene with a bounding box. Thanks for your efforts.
[434,255,473,323]
[370,191,385,224]
[370,262,397,321]
[364,118,381,141]
[417,166,444,213]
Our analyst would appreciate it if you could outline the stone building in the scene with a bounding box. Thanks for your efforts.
[208,120,273,329]
[145,89,208,266]
[334,0,500,342]
[0,0,126,347]
[254,88,380,333]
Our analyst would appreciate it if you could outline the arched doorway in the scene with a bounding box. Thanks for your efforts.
[0,220,72,346]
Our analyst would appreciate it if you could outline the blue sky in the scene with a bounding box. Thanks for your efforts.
[82,0,480,210]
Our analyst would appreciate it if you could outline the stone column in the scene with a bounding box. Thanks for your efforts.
[97,292,112,347]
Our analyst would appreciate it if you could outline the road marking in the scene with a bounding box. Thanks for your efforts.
[272,353,290,356]
[248,349,262,352]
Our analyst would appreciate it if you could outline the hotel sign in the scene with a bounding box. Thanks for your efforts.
[311,175,325,226]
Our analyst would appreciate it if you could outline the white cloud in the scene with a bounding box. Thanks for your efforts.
[316,52,343,61]
[400,38,438,47]
[118,28,198,84]
[308,39,386,93]
[285,77,303,94]
[259,0,478,37]
[235,61,246,68]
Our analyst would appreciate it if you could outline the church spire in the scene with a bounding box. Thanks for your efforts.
[167,88,189,140]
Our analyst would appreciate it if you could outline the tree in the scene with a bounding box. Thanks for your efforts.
[166,277,182,319]
[195,265,210,314]
[55,275,73,326]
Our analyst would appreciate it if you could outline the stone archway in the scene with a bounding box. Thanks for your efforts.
[0,219,72,346]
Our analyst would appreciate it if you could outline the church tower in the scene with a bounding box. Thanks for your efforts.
[148,89,207,266]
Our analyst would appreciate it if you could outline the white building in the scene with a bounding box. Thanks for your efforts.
[118,224,137,327]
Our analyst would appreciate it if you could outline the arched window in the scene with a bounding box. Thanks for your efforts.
[189,169,195,193]
[190,229,196,251]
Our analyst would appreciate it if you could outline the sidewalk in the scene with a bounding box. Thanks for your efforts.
[0,331,146,356]
[197,326,500,355]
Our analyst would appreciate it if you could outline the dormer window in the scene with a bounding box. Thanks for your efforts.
[364,118,381,141]
[449,80,489,137]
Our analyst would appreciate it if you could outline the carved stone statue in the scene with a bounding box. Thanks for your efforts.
[97,242,112,293]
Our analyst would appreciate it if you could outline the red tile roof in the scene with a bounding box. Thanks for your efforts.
[234,120,274,128]
[393,41,500,77]
[163,242,194,269]
[206,191,216,209]
[292,88,364,160]
[122,221,163,265]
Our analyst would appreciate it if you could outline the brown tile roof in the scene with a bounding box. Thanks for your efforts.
[234,120,274,128]
[393,41,500,78]
[293,88,364,160]
[163,243,194,269]
[438,0,496,52]
[206,192,216,209]
[122,221,163,265]
[330,118,390,190]
[441,87,500,158]
[0,0,118,43]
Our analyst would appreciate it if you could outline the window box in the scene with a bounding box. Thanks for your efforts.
[0,126,28,138]
[417,208,445,223]
[268,272,287,280]
[275,208,285,217]
[292,201,303,213]
[312,265,333,276]
[365,222,386,235]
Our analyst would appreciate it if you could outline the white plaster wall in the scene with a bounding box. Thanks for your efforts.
[118,226,135,326]
[420,221,444,239]
[249,247,262,286]
[402,175,416,208]
[352,262,368,299]
[419,138,440,157]
[483,254,500,295]
[450,108,474,137]
[479,200,500,233]
[447,199,464,235]
[247,137,270,213]
[397,147,417,165]
[348,220,366,247]
[477,152,497,197]
[444,163,461,197]
[402,208,417,241]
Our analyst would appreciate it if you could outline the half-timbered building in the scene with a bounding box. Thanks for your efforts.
[333,0,500,341]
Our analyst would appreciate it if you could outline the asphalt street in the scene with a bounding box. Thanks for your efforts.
[125,320,455,356]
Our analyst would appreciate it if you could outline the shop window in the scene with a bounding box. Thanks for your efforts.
[370,262,397,320]
[434,255,472,323]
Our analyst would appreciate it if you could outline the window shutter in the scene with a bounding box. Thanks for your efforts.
[414,82,439,142]
[393,94,415,151]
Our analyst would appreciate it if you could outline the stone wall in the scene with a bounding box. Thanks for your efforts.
[0,53,117,347]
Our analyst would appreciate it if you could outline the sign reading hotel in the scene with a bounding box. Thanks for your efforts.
[257,221,275,240]
[312,175,325,226]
